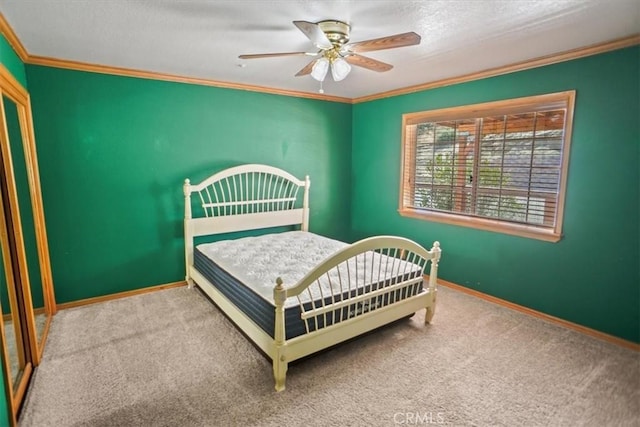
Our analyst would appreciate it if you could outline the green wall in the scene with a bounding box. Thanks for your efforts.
[26,66,353,303]
[351,46,640,343]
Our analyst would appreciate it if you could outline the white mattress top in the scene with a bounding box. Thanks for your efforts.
[196,231,422,308]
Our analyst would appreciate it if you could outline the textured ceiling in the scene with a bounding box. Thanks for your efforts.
[1,0,639,99]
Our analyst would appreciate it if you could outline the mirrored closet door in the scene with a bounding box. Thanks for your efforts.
[0,64,55,424]
[0,161,33,418]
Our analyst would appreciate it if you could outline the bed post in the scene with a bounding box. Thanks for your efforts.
[425,241,441,324]
[273,277,288,391]
[184,179,194,288]
[302,175,310,232]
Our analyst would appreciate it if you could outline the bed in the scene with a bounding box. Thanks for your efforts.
[183,164,441,391]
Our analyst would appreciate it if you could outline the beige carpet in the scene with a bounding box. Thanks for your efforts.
[19,286,639,426]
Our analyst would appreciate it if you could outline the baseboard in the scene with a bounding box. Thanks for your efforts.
[3,307,46,321]
[56,281,187,311]
[435,277,640,352]
[54,277,638,351]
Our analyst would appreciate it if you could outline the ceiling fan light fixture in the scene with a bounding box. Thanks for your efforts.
[239,19,421,87]
[331,57,351,81]
[311,57,330,81]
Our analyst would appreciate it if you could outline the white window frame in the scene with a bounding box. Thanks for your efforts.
[399,91,575,242]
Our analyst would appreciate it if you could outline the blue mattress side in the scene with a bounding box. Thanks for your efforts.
[193,247,426,341]
[194,247,305,339]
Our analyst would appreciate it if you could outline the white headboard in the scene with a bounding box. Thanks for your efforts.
[183,164,311,279]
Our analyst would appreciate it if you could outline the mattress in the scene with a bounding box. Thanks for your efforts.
[194,231,425,339]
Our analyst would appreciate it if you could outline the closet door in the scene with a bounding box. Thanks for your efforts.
[0,64,55,424]
[2,93,53,364]
[0,164,33,422]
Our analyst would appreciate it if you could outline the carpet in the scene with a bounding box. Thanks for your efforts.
[19,286,639,426]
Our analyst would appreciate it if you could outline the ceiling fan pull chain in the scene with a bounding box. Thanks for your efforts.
[318,80,324,94]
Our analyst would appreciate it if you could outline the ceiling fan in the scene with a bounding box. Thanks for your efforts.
[238,20,421,84]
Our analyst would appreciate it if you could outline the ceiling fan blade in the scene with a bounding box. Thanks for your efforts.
[345,54,393,72]
[347,32,421,53]
[295,59,318,76]
[293,20,333,49]
[238,52,313,59]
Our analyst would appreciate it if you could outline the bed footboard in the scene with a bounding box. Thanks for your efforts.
[271,236,441,391]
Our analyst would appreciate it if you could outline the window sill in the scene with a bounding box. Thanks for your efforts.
[398,208,562,242]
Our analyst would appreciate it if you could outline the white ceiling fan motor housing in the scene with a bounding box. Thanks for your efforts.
[317,20,351,47]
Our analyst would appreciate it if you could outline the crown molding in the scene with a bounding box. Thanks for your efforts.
[26,55,352,103]
[353,34,640,103]
[0,12,28,61]
[1,12,638,104]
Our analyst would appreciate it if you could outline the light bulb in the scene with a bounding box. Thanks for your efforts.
[331,57,351,82]
[311,58,329,82]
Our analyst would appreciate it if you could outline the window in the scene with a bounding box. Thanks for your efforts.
[399,91,575,242]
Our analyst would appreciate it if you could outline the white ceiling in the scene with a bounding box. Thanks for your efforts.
[1,0,639,100]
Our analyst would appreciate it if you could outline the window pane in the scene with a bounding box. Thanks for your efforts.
[413,119,475,212]
[474,110,565,225]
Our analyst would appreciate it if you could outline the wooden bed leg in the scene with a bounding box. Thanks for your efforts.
[425,242,441,325]
[273,277,288,391]
[425,303,436,324]
[184,179,194,291]
[425,290,437,324]
[273,354,288,392]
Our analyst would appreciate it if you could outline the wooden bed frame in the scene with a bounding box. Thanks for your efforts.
[184,164,441,391]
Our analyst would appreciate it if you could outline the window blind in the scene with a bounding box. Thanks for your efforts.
[400,91,575,240]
